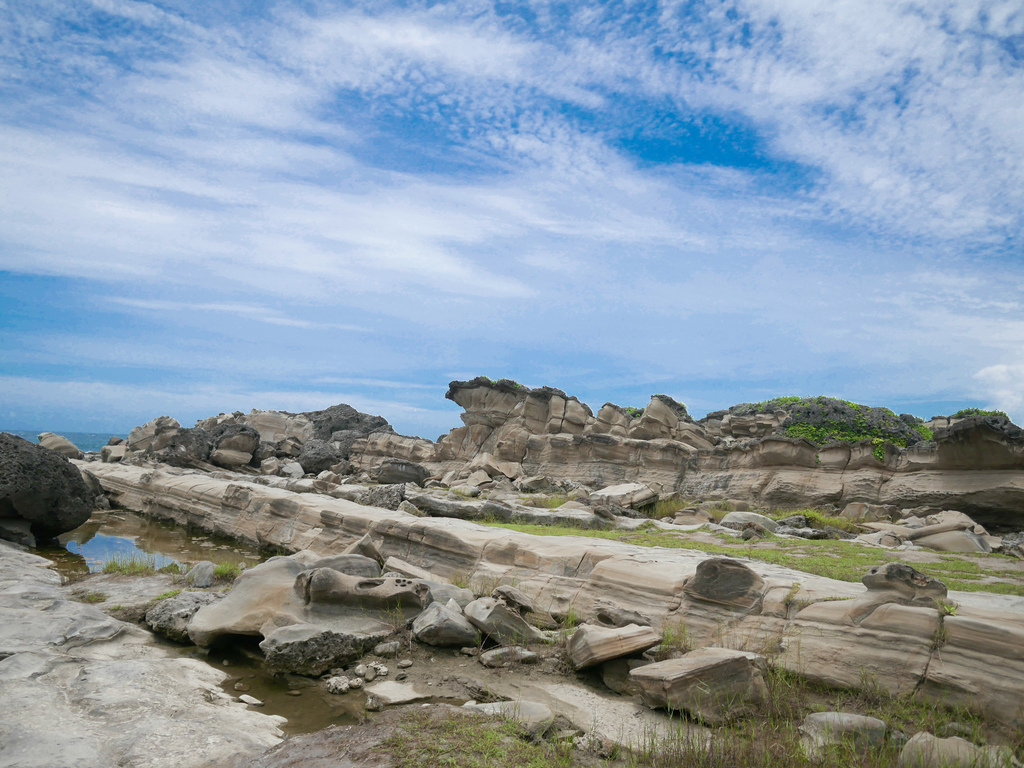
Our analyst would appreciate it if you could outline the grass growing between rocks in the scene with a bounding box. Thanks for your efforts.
[102,552,160,576]
[380,709,574,768]
[522,495,572,509]
[480,522,1024,596]
[213,561,244,580]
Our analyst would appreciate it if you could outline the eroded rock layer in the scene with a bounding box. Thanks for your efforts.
[85,462,1024,726]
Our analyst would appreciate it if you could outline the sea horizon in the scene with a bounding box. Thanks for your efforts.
[2,430,127,454]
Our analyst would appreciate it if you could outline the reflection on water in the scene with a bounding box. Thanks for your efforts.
[37,509,264,577]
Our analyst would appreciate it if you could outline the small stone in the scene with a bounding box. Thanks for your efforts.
[325,676,350,694]
[396,672,408,681]
[460,647,477,656]
[348,677,364,689]
[370,662,389,676]
[238,694,263,706]
[222,660,231,666]
[354,664,368,678]
[373,641,402,658]
[286,690,302,696]
[233,682,250,692]
[398,659,413,669]
[364,667,377,682]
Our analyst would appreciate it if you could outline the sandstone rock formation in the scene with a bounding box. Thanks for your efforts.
[37,432,84,459]
[0,432,93,545]
[82,462,1024,726]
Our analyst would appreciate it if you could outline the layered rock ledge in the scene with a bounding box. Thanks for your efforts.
[84,461,1024,726]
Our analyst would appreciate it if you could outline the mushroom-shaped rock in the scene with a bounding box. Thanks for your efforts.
[567,623,661,670]
[295,570,428,614]
[862,562,947,604]
[0,433,93,545]
[37,432,84,459]
[683,558,765,611]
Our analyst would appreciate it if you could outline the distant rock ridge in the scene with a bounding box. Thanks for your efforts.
[101,378,1024,526]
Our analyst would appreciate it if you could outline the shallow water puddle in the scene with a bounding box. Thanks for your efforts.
[36,508,264,577]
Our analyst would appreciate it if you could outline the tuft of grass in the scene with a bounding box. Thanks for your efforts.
[74,591,107,603]
[102,552,159,576]
[651,497,696,518]
[154,589,182,601]
[381,708,573,768]
[213,561,244,581]
[158,562,184,575]
[521,494,570,509]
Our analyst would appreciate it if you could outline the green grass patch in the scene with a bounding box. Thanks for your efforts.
[102,552,159,576]
[73,591,107,603]
[480,521,1024,595]
[213,561,245,581]
[380,708,573,768]
[154,589,182,601]
[521,494,570,509]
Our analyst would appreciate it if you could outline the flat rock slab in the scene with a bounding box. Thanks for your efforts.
[567,623,661,670]
[630,647,768,724]
[800,711,888,754]
[463,700,554,737]
[365,681,431,707]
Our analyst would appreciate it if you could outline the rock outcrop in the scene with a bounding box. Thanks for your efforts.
[0,541,284,768]
[84,462,1024,725]
[0,432,93,545]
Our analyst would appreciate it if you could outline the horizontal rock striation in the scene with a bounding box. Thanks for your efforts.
[84,461,1024,726]
[346,380,1024,526]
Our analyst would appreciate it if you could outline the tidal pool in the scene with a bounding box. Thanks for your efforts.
[37,508,265,578]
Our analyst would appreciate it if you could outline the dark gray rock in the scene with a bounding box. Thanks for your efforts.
[683,558,765,611]
[0,433,93,543]
[375,459,429,486]
[297,439,346,475]
[259,623,391,676]
[411,601,479,646]
[146,592,221,643]
[303,404,391,457]
[364,484,405,511]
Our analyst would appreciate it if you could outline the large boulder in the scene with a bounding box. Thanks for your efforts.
[296,439,346,475]
[37,432,84,460]
[683,558,766,611]
[567,623,661,670]
[463,597,545,645]
[375,459,429,486]
[590,482,657,510]
[126,416,181,452]
[0,433,93,545]
[411,601,479,646]
[259,623,391,676]
[629,648,768,724]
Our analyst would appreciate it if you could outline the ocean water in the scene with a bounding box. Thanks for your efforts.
[3,430,125,453]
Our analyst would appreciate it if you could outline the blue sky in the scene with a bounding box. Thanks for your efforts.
[2,0,1024,438]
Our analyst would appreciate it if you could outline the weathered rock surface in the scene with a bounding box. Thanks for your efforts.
[145,591,221,643]
[567,623,661,670]
[897,731,1016,768]
[629,648,768,724]
[259,623,391,676]
[799,711,888,754]
[464,597,546,645]
[411,601,479,646]
[0,541,284,768]
[0,432,93,545]
[37,432,84,459]
[84,462,1024,725]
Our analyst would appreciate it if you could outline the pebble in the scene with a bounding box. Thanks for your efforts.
[286,690,302,697]
[373,641,401,658]
[396,672,407,681]
[238,694,263,707]
[460,647,476,656]
[233,682,250,692]
[348,677,364,689]
[353,664,367,678]
[397,659,413,669]
[364,667,377,682]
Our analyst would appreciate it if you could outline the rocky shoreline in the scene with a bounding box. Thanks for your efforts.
[4,380,1024,767]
